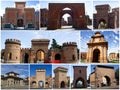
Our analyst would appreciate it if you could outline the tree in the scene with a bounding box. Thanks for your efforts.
[50,39,61,49]
[115,68,119,85]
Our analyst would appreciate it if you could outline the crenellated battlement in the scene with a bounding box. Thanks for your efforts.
[63,42,77,47]
[21,48,31,51]
[36,69,46,72]
[5,39,21,45]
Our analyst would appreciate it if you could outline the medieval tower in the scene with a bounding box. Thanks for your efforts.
[4,39,21,63]
[62,42,78,63]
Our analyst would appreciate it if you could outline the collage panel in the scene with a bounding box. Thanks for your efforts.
[40,0,93,30]
[1,64,29,89]
[30,64,52,89]
[93,0,119,30]
[1,0,40,30]
[70,64,91,89]
[80,30,119,63]
[90,64,119,89]
[52,64,71,89]
[1,30,80,64]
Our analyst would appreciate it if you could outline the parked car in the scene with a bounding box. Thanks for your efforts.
[25,23,35,30]
[2,23,14,30]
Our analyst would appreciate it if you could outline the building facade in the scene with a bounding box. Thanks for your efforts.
[90,65,117,88]
[30,69,52,89]
[87,32,108,63]
[53,67,70,88]
[1,72,29,89]
[94,4,119,29]
[2,2,39,29]
[1,39,78,63]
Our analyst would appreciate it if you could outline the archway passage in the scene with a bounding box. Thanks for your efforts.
[36,50,45,62]
[55,54,61,60]
[24,53,29,63]
[7,53,12,60]
[98,19,107,29]
[47,3,87,30]
[60,81,65,88]
[93,49,100,62]
[75,78,85,88]
[102,76,111,87]
[39,81,44,88]
[60,8,73,29]
[17,19,23,27]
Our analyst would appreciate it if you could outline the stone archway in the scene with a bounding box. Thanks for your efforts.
[98,19,107,29]
[60,81,65,88]
[87,32,108,63]
[55,54,61,60]
[17,19,23,27]
[93,49,100,62]
[23,53,29,63]
[47,3,87,30]
[36,50,45,62]
[38,81,44,88]
[75,78,85,88]
[102,76,111,87]
[73,66,87,88]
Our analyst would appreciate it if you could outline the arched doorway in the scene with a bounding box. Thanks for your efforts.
[93,49,100,62]
[98,19,107,29]
[24,53,29,63]
[7,53,12,60]
[55,54,61,60]
[75,78,85,88]
[39,81,44,88]
[17,19,23,27]
[60,7,73,29]
[102,76,111,87]
[36,50,45,62]
[60,81,65,88]
[32,81,36,87]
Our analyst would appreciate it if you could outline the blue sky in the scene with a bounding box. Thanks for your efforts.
[30,64,52,76]
[91,64,119,73]
[0,0,40,16]
[81,31,119,55]
[1,31,80,49]
[1,64,29,78]
[40,0,93,19]
[93,1,119,13]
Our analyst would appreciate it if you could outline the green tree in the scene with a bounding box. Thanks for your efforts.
[50,39,61,49]
[115,68,119,85]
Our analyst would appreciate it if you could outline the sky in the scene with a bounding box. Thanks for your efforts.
[0,0,40,16]
[30,64,52,76]
[1,30,80,49]
[81,31,119,55]
[91,64,119,73]
[93,1,119,13]
[1,64,29,78]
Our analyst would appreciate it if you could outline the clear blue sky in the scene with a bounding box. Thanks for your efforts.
[30,64,52,76]
[91,64,119,73]
[93,1,119,13]
[1,64,29,78]
[81,31,119,55]
[1,31,80,49]
[40,0,93,19]
[0,0,39,16]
